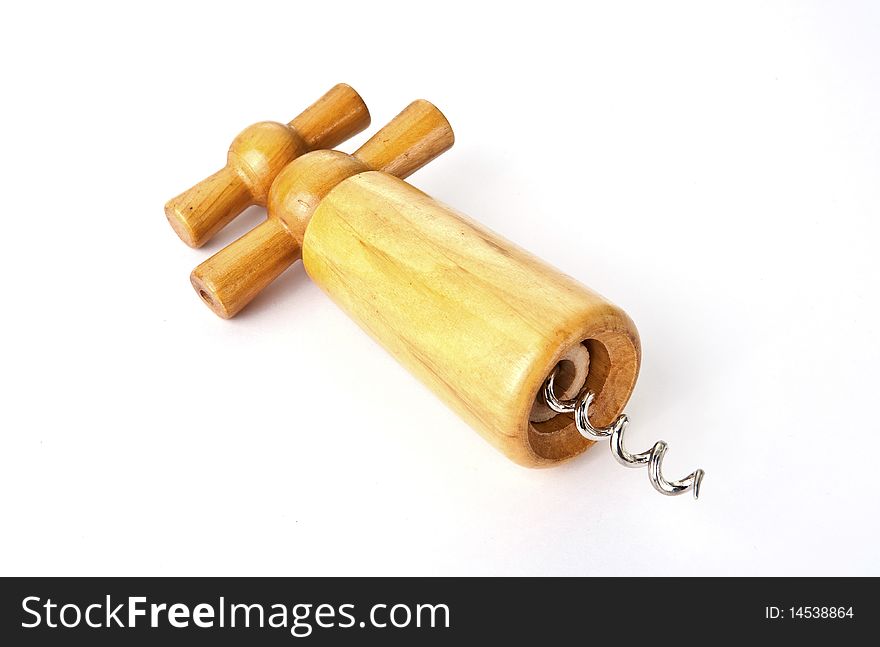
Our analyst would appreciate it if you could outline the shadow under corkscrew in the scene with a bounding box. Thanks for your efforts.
[543,368,705,499]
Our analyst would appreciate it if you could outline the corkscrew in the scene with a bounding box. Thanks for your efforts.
[543,367,705,498]
[169,87,708,499]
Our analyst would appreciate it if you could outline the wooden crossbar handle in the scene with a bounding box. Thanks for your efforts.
[190,100,454,319]
[165,83,370,248]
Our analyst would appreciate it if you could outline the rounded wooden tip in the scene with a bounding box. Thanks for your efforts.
[354,99,454,179]
[165,200,200,248]
[190,271,234,319]
[165,166,253,248]
[290,83,371,151]
[190,219,301,318]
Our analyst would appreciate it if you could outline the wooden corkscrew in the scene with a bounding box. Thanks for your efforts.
[175,98,704,498]
[165,83,370,248]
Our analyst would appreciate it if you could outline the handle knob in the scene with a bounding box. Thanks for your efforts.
[165,83,370,248]
[190,101,453,319]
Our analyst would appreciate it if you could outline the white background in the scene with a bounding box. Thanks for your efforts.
[1,1,877,576]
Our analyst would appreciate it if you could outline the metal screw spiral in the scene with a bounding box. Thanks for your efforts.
[542,368,705,499]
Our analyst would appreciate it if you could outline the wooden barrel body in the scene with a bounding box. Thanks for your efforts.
[303,171,640,466]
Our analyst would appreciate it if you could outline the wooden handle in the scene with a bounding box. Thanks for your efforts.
[165,83,370,248]
[302,172,641,467]
[354,99,454,178]
[165,166,254,248]
[290,83,371,150]
[190,102,454,319]
[190,219,299,319]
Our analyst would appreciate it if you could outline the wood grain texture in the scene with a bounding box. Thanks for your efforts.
[190,101,453,319]
[302,172,641,467]
[165,83,370,248]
